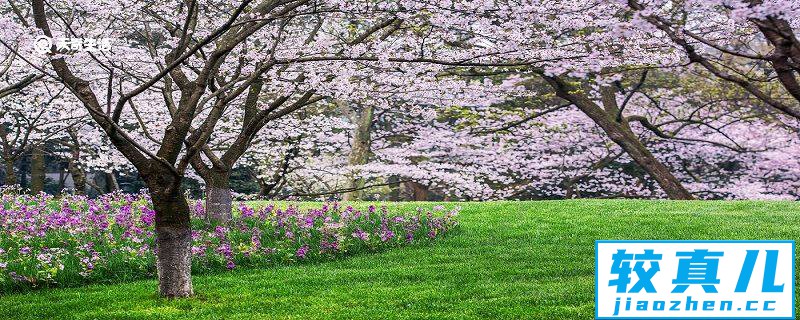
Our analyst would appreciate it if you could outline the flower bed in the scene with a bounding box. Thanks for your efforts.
[0,192,459,292]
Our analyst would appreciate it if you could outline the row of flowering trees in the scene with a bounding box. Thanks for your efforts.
[0,0,798,296]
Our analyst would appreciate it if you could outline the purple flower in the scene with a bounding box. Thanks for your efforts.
[380,230,395,242]
[9,271,26,282]
[192,245,206,256]
[295,244,309,259]
[80,257,95,271]
[192,201,206,216]
[36,253,52,264]
[214,226,229,240]
[0,193,459,289]
[321,238,339,251]
[216,243,233,261]
[140,206,155,226]
[352,228,370,241]
[239,203,254,218]
[300,215,314,229]
[251,228,262,250]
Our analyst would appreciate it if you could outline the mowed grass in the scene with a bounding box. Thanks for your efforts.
[1,200,799,319]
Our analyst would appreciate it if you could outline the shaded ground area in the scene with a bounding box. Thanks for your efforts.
[1,200,799,319]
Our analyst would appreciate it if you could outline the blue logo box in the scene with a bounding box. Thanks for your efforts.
[595,240,795,320]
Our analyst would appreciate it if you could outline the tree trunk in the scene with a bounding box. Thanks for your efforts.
[18,156,28,190]
[66,128,86,195]
[405,181,429,201]
[205,170,232,224]
[151,189,193,298]
[3,158,16,186]
[387,175,401,201]
[610,132,693,199]
[343,104,375,201]
[544,77,694,200]
[564,181,575,199]
[106,171,120,193]
[257,177,270,199]
[30,146,45,193]
[412,182,429,201]
[748,13,800,104]
[57,169,66,193]
[144,165,193,298]
[67,157,86,195]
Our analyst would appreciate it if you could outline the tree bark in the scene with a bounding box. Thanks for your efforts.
[66,152,86,195]
[67,162,87,195]
[544,76,694,200]
[343,104,375,201]
[257,178,270,198]
[145,166,193,298]
[405,181,429,201]
[204,170,232,224]
[106,171,120,193]
[151,191,193,298]
[30,146,45,193]
[750,18,800,105]
[18,156,28,190]
[57,169,66,193]
[387,175,401,201]
[64,128,86,195]
[3,158,16,186]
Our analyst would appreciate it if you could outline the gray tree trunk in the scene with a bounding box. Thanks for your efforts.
[343,104,375,201]
[205,171,232,224]
[66,154,86,196]
[151,190,193,298]
[66,128,86,195]
[30,146,45,193]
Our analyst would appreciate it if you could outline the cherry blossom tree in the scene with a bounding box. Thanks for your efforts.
[626,0,800,120]
[1,0,797,299]
[26,0,336,297]
[0,72,84,187]
[22,0,490,297]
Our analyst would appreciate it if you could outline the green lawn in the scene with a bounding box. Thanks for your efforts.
[1,200,799,319]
